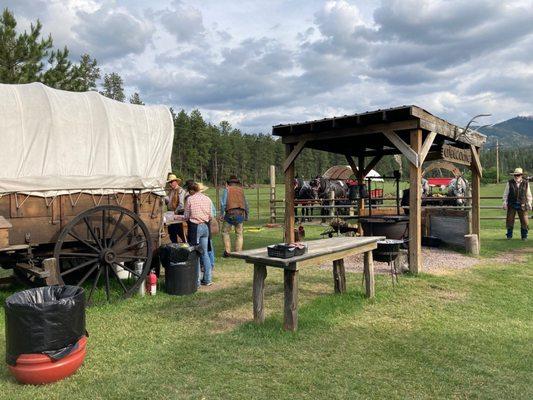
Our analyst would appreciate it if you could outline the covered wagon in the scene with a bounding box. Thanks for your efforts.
[0,83,173,302]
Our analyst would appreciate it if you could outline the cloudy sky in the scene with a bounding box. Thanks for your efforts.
[6,0,533,132]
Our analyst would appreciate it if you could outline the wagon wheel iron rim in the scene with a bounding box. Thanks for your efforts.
[53,205,153,305]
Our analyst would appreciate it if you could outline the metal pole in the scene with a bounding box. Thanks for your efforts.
[496,139,500,184]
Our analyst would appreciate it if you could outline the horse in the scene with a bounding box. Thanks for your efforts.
[309,177,349,216]
[294,178,314,222]
[446,176,468,206]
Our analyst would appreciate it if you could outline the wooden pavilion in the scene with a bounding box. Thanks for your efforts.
[272,105,486,274]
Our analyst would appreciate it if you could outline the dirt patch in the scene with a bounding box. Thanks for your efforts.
[320,245,531,276]
[320,247,481,276]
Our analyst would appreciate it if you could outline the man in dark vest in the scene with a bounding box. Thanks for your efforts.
[502,168,532,240]
[220,175,249,256]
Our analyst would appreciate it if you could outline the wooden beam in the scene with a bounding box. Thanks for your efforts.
[470,147,481,246]
[419,131,437,165]
[362,155,383,177]
[281,120,419,144]
[345,154,358,177]
[282,139,307,172]
[412,106,486,147]
[383,130,419,167]
[470,145,483,177]
[284,144,296,243]
[408,129,422,274]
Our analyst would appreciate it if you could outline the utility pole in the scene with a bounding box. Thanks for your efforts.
[495,140,499,184]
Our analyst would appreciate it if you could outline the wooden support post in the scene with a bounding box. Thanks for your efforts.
[363,251,375,298]
[43,258,61,286]
[409,129,422,274]
[332,259,346,293]
[470,146,481,246]
[252,264,267,323]
[270,165,276,223]
[283,269,298,331]
[284,145,296,243]
[464,234,479,256]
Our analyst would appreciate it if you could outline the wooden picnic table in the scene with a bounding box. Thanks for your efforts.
[230,236,385,331]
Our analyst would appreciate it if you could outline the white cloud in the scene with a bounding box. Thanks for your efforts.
[4,0,533,132]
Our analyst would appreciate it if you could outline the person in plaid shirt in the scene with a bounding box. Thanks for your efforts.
[174,182,214,286]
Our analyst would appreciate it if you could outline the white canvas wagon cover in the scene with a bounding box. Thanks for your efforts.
[0,83,173,195]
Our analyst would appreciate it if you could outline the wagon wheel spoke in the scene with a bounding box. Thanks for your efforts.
[59,252,99,258]
[115,254,148,262]
[101,208,107,246]
[83,217,103,250]
[67,231,101,254]
[109,264,129,293]
[104,264,110,301]
[113,261,141,278]
[87,266,102,305]
[77,263,99,287]
[114,238,147,254]
[108,211,125,244]
[113,222,140,247]
[60,258,98,277]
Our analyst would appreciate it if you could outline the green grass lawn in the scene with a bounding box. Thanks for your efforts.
[0,184,531,399]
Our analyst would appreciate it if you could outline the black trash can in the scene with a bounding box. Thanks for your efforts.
[5,285,85,366]
[159,244,199,295]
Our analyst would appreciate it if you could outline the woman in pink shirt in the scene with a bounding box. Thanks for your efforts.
[175,182,214,286]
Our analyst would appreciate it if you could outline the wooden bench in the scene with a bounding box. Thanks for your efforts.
[230,236,384,331]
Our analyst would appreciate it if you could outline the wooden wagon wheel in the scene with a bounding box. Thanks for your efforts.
[53,205,153,304]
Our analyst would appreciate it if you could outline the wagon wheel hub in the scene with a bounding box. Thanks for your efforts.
[102,249,116,264]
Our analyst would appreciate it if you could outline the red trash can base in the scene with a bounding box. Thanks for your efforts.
[8,336,87,385]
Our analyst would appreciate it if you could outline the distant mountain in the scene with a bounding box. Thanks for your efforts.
[477,116,533,148]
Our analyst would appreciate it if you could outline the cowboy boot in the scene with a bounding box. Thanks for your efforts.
[521,228,528,240]
[506,228,513,239]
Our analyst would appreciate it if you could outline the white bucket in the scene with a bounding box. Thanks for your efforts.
[112,262,130,280]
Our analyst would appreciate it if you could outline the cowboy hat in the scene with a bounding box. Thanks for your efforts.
[197,182,209,192]
[227,175,241,184]
[511,168,524,175]
[166,173,182,184]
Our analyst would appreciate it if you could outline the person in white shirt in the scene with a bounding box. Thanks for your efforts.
[502,168,532,240]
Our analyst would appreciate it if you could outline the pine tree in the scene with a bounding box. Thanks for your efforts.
[71,53,100,91]
[0,8,53,83]
[129,92,144,105]
[101,72,125,102]
[42,46,76,89]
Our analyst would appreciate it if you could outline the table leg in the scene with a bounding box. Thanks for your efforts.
[332,259,346,293]
[363,251,375,298]
[283,269,298,331]
[253,264,267,323]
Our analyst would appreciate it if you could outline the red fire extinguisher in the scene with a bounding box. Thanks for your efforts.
[146,270,157,296]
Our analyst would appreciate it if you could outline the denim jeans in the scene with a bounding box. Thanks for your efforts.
[195,223,212,285]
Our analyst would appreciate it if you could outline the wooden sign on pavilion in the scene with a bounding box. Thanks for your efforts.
[272,105,486,279]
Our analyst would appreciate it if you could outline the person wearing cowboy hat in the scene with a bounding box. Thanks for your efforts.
[220,175,249,256]
[502,168,532,240]
[165,173,186,243]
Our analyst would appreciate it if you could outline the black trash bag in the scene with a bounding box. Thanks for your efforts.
[5,285,85,366]
[159,243,201,266]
